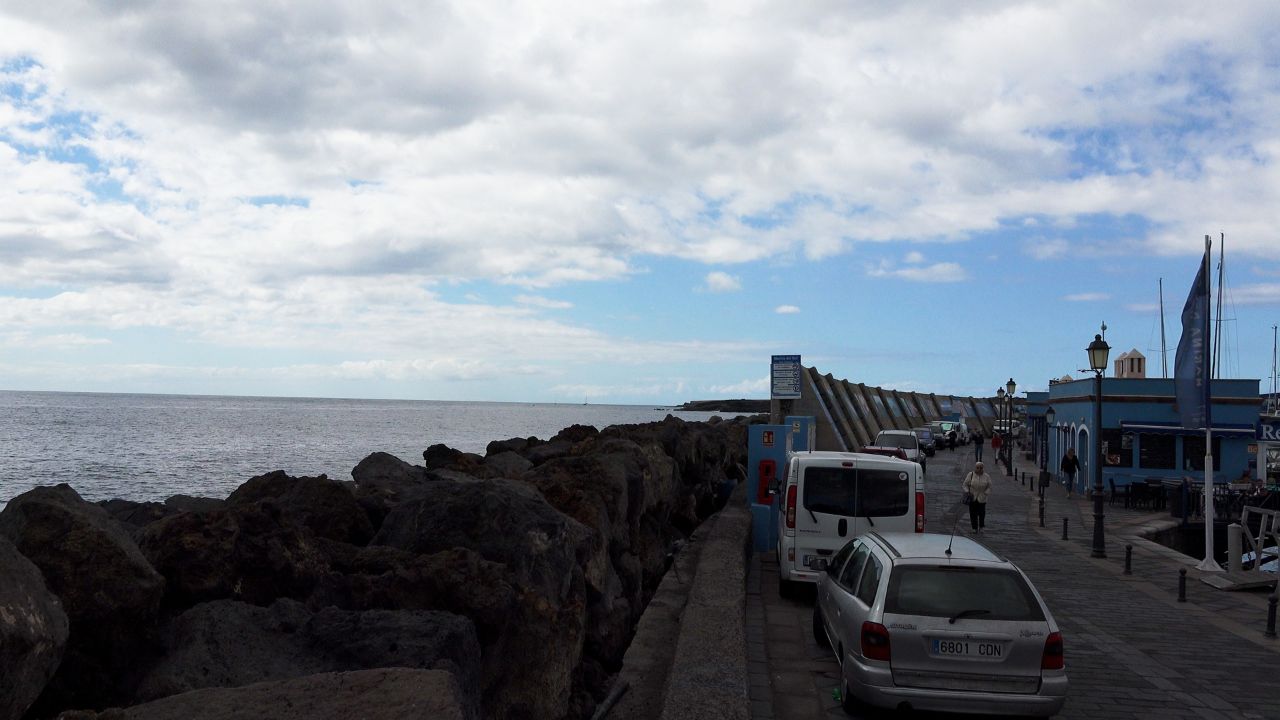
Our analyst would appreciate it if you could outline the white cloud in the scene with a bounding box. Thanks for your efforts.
[708,376,769,396]
[1230,283,1280,305]
[1026,239,1069,260]
[1062,292,1111,302]
[703,271,742,293]
[775,305,801,314]
[867,261,968,283]
[515,294,573,309]
[904,251,925,264]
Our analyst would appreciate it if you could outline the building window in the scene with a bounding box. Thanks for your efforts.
[1138,433,1176,469]
[1182,436,1222,472]
[1102,429,1134,467]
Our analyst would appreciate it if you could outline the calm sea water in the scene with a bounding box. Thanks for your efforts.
[0,391,736,507]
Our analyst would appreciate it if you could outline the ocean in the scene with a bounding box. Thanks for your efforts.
[0,390,738,508]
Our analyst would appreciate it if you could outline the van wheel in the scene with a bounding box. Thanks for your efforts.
[779,578,796,599]
[812,606,829,648]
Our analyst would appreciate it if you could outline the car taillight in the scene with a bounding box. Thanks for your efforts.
[915,492,926,532]
[860,621,891,662]
[785,485,797,529]
[1041,631,1064,670]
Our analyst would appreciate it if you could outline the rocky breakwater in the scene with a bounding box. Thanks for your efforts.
[0,414,755,720]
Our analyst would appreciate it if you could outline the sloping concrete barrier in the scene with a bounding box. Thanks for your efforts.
[610,483,751,720]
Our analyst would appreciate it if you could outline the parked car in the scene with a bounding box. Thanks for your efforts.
[911,427,936,457]
[930,421,958,449]
[874,430,926,473]
[774,451,926,595]
[858,445,908,461]
[812,532,1067,717]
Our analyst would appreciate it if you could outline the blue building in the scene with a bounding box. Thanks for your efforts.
[1041,375,1261,493]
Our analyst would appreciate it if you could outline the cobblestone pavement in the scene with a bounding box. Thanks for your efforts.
[748,443,1280,719]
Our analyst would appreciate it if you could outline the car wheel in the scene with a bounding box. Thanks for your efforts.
[840,664,861,715]
[813,606,829,648]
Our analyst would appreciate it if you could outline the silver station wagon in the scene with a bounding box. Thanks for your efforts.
[813,532,1067,717]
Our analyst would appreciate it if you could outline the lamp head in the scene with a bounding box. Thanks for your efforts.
[1006,378,1016,396]
[996,387,1005,399]
[1045,405,1056,425]
[1087,333,1111,372]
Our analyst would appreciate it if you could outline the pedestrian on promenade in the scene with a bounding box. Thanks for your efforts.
[989,432,1002,463]
[973,430,985,462]
[1060,448,1079,497]
[963,462,993,532]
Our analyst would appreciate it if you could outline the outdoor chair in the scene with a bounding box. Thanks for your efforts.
[1108,478,1127,507]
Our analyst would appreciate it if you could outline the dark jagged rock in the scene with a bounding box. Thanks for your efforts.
[0,536,69,720]
[551,424,598,444]
[371,477,593,719]
[97,499,176,533]
[225,471,373,545]
[422,444,485,474]
[0,484,165,713]
[162,495,223,514]
[675,399,768,412]
[485,437,534,456]
[350,452,428,501]
[524,439,573,465]
[136,598,480,710]
[483,450,532,479]
[61,668,471,720]
[138,502,329,610]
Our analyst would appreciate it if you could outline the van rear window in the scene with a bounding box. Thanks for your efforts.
[802,467,910,517]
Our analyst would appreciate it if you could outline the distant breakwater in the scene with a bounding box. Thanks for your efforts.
[0,414,758,720]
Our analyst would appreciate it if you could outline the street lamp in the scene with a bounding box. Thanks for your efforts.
[996,387,1006,461]
[1005,378,1017,476]
[1087,331,1111,558]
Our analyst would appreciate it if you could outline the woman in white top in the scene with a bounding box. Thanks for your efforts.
[963,462,994,532]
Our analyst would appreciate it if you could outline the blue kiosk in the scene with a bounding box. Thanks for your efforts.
[747,416,816,552]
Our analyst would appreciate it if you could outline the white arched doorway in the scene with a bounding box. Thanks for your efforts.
[1076,426,1090,495]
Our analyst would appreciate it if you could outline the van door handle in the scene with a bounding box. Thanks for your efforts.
[838,518,848,537]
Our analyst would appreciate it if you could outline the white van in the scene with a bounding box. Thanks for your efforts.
[774,450,924,593]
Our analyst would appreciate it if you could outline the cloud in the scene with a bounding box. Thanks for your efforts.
[708,376,769,396]
[1062,292,1111,302]
[703,271,742,293]
[904,251,925,264]
[867,261,968,283]
[515,294,572,309]
[1230,283,1280,305]
[775,305,801,314]
[1026,239,1069,260]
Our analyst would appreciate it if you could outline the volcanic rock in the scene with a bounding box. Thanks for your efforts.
[483,450,532,479]
[60,668,471,720]
[0,484,164,712]
[225,471,373,545]
[138,502,328,610]
[0,536,69,720]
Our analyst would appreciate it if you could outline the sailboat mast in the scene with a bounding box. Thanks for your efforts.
[1159,277,1168,378]
[1271,323,1278,415]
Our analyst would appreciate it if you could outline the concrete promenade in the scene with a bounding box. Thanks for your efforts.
[748,443,1280,719]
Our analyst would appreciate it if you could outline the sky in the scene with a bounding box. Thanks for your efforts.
[2,1,1280,405]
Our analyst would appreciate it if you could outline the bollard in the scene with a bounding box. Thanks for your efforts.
[1266,593,1277,639]
[1039,497,1045,528]
[1062,517,1068,541]
[1124,545,1133,575]
[1178,568,1187,602]
[1223,520,1244,571]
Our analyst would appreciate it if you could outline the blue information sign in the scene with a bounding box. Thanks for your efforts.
[771,354,802,400]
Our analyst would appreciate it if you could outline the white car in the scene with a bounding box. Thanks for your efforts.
[874,430,926,473]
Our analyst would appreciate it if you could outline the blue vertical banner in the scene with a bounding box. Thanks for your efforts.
[1174,246,1210,429]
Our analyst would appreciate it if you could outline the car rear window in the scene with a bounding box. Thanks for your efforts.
[885,566,1045,621]
[802,467,910,517]
[875,433,916,449]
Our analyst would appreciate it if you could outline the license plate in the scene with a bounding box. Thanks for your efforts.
[931,638,1004,658]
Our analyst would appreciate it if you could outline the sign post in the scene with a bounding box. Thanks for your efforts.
[771,355,802,399]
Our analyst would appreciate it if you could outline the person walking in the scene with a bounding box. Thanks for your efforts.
[963,462,994,532]
[1060,447,1080,497]
[973,430,985,462]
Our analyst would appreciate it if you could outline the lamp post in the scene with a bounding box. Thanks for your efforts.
[1005,378,1017,476]
[996,387,1006,462]
[1087,331,1111,558]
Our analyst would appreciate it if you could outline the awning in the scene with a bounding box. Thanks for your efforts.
[1118,420,1255,437]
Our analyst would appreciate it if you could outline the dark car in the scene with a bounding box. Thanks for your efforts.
[858,445,909,461]
[911,427,936,456]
